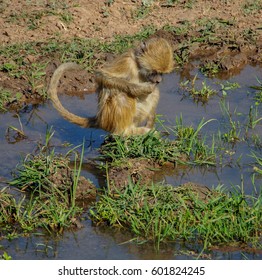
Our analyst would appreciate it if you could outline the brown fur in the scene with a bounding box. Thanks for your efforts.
[48,37,173,136]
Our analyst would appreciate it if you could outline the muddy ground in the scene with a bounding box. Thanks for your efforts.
[0,0,261,103]
[1,0,261,45]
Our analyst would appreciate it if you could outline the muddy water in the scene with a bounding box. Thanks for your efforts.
[0,65,261,259]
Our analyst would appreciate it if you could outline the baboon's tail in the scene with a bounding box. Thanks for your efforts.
[48,62,97,128]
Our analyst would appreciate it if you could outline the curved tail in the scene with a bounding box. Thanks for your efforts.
[48,62,97,128]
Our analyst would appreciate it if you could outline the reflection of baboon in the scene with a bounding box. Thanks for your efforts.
[48,38,173,136]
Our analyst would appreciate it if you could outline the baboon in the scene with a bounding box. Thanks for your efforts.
[48,37,173,136]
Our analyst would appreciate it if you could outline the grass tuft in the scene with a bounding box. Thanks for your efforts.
[0,129,86,239]
[100,118,216,166]
[90,182,262,250]
[100,131,181,164]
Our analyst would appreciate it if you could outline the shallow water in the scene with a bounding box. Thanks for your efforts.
[0,64,261,259]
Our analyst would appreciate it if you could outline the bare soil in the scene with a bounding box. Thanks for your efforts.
[108,158,162,191]
[1,0,261,45]
[47,166,96,202]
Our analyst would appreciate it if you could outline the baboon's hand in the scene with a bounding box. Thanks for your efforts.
[143,82,156,94]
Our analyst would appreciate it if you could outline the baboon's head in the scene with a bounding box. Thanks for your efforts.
[136,38,174,75]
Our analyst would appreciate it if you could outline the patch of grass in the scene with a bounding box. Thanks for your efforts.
[27,10,46,30]
[0,187,17,225]
[100,117,216,166]
[6,115,27,144]
[0,88,23,112]
[132,0,156,20]
[25,62,49,95]
[0,88,12,111]
[251,78,262,105]
[163,20,191,35]
[242,0,262,15]
[173,117,216,164]
[100,6,111,18]
[0,44,50,104]
[183,0,195,9]
[90,181,262,250]
[194,18,230,44]
[133,6,152,20]
[6,1,75,30]
[180,75,217,103]
[174,45,190,66]
[200,61,222,77]
[242,28,258,44]
[8,10,71,31]
[99,26,156,54]
[197,18,234,33]
[216,96,261,152]
[251,152,262,175]
[0,129,86,239]
[247,105,262,130]
[100,131,181,164]
[250,134,262,150]
[219,81,241,97]
[0,251,12,260]
[219,101,243,144]
[104,0,115,6]
[60,11,74,24]
[0,61,24,79]
[142,0,155,6]
[7,10,41,29]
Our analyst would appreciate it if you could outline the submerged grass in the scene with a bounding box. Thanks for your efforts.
[180,76,217,103]
[251,78,262,105]
[251,152,262,175]
[90,181,262,251]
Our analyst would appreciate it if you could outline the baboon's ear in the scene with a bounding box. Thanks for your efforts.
[135,41,147,56]
[140,41,147,52]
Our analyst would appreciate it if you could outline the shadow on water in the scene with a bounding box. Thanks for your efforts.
[0,64,261,259]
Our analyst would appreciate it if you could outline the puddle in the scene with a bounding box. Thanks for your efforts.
[0,64,261,259]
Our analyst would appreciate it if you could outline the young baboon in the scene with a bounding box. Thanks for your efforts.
[48,37,173,136]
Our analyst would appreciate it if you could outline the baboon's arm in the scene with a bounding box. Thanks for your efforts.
[95,72,154,97]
